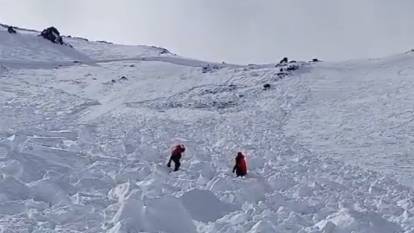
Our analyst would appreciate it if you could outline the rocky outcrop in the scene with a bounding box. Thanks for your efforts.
[40,27,64,45]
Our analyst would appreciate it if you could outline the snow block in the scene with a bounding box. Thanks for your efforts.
[109,194,147,233]
[110,194,196,233]
[0,159,23,178]
[29,179,70,205]
[248,220,277,233]
[180,189,237,222]
[146,196,197,233]
[0,176,31,201]
[315,208,403,233]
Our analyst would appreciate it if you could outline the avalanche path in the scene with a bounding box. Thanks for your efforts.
[1,26,414,233]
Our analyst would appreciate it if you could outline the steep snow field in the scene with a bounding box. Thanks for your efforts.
[286,55,414,187]
[0,25,414,232]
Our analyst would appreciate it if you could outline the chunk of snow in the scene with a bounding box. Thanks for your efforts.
[180,189,237,222]
[315,208,403,233]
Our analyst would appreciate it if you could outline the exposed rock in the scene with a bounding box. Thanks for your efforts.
[263,84,271,90]
[279,57,288,64]
[40,27,64,45]
[202,64,220,73]
[97,40,112,44]
[159,48,170,54]
[150,46,170,55]
[286,65,299,71]
[7,26,16,34]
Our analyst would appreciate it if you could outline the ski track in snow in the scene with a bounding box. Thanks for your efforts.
[0,26,414,233]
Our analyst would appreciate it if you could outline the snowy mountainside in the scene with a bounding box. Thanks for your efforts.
[1,25,414,233]
[0,25,89,63]
[286,54,414,186]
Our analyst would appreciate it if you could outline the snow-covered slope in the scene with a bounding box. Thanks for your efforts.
[0,25,90,64]
[286,54,414,187]
[0,25,414,233]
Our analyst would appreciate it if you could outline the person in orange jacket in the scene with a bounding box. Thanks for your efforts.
[167,144,185,171]
[233,152,247,177]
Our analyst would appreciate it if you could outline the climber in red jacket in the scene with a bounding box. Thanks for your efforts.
[233,152,247,177]
[167,144,186,171]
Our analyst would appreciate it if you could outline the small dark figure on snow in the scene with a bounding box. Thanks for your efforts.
[279,57,288,64]
[233,152,247,177]
[167,144,186,171]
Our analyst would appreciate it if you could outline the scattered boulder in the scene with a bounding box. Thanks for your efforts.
[40,27,64,45]
[202,64,220,73]
[286,65,299,71]
[263,84,271,90]
[312,58,320,62]
[111,79,116,83]
[119,76,128,81]
[159,48,170,55]
[228,84,237,90]
[7,26,16,34]
[279,57,288,64]
[97,40,112,44]
[151,46,170,55]
[277,72,287,79]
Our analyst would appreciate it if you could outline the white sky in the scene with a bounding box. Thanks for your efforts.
[1,0,413,64]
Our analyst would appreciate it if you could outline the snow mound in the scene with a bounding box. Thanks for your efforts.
[0,176,30,201]
[180,189,237,222]
[109,190,197,233]
[315,208,402,233]
[29,179,71,206]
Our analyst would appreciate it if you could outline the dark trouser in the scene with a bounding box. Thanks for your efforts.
[168,157,181,171]
[236,169,246,177]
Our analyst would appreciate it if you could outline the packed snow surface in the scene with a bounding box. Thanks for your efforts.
[0,25,414,232]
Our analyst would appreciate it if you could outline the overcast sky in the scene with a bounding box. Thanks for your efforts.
[1,0,413,64]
